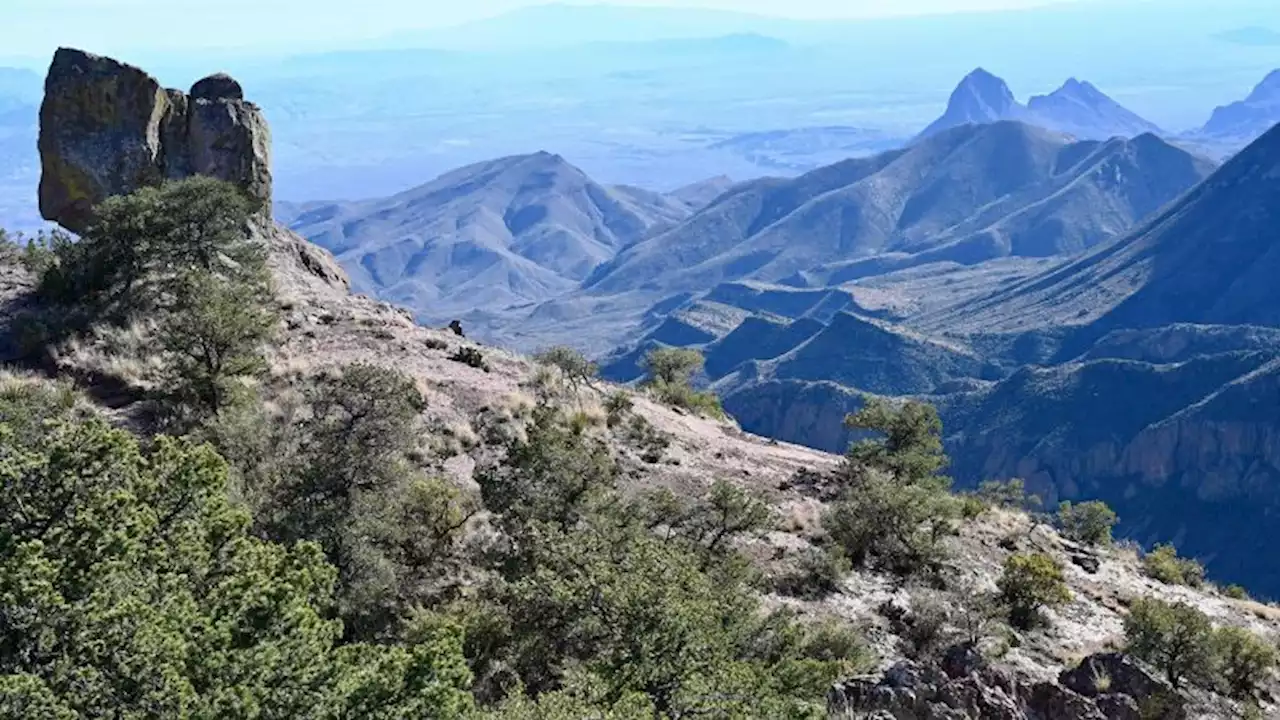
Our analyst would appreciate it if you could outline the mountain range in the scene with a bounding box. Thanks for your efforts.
[674,123,1280,595]
[920,68,1162,141]
[280,152,701,321]
[582,121,1214,298]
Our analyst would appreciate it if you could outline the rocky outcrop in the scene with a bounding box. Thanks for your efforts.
[38,47,271,234]
[1059,653,1186,719]
[828,652,1184,719]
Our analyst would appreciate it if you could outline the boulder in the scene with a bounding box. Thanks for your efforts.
[190,73,244,101]
[1025,681,1107,720]
[38,47,271,234]
[1059,653,1186,719]
[1069,552,1101,574]
[937,676,1023,719]
[942,642,986,679]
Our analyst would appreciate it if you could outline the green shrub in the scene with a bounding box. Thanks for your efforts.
[1223,584,1251,600]
[960,495,987,519]
[902,590,952,659]
[1056,500,1119,546]
[465,402,858,715]
[533,346,598,394]
[842,395,947,485]
[603,390,634,427]
[955,586,1004,647]
[0,411,473,718]
[640,346,704,386]
[1212,626,1278,698]
[263,363,477,640]
[650,378,724,418]
[619,414,671,463]
[1126,601,1277,697]
[639,347,723,418]
[156,270,277,425]
[825,396,960,577]
[975,478,1041,511]
[449,346,490,371]
[824,472,960,576]
[997,553,1071,629]
[773,546,850,600]
[1143,543,1205,587]
[1124,597,1216,689]
[32,177,263,322]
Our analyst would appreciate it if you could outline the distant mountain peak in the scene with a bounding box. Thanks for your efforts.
[1247,69,1280,102]
[919,69,1162,141]
[1051,77,1101,98]
[1027,77,1160,139]
[1200,68,1280,139]
[918,68,1024,138]
[953,67,1019,110]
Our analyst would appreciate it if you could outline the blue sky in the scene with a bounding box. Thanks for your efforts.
[2,0,1087,56]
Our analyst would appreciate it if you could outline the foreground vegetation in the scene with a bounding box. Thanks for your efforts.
[0,180,863,717]
[2,179,1277,716]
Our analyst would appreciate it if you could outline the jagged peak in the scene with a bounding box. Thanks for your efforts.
[918,68,1025,138]
[953,67,1016,102]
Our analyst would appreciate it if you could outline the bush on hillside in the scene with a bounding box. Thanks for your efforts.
[1056,500,1119,546]
[157,270,277,424]
[975,478,1041,511]
[773,546,851,600]
[533,346,598,394]
[449,346,490,371]
[1213,625,1278,698]
[639,347,723,417]
[32,177,264,323]
[842,395,948,486]
[997,553,1071,630]
[824,472,961,577]
[825,396,961,576]
[1143,543,1205,587]
[1124,597,1216,689]
[466,402,869,715]
[264,363,475,640]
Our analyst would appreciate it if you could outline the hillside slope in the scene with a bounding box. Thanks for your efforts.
[918,120,1280,341]
[584,121,1213,297]
[283,152,692,322]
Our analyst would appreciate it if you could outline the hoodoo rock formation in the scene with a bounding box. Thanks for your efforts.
[35,47,348,292]
[38,47,272,234]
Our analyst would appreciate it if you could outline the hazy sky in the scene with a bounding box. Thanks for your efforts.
[3,0,1087,56]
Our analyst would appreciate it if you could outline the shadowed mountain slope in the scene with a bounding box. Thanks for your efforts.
[918,121,1280,343]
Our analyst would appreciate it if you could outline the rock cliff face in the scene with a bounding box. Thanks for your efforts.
[38,47,271,234]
